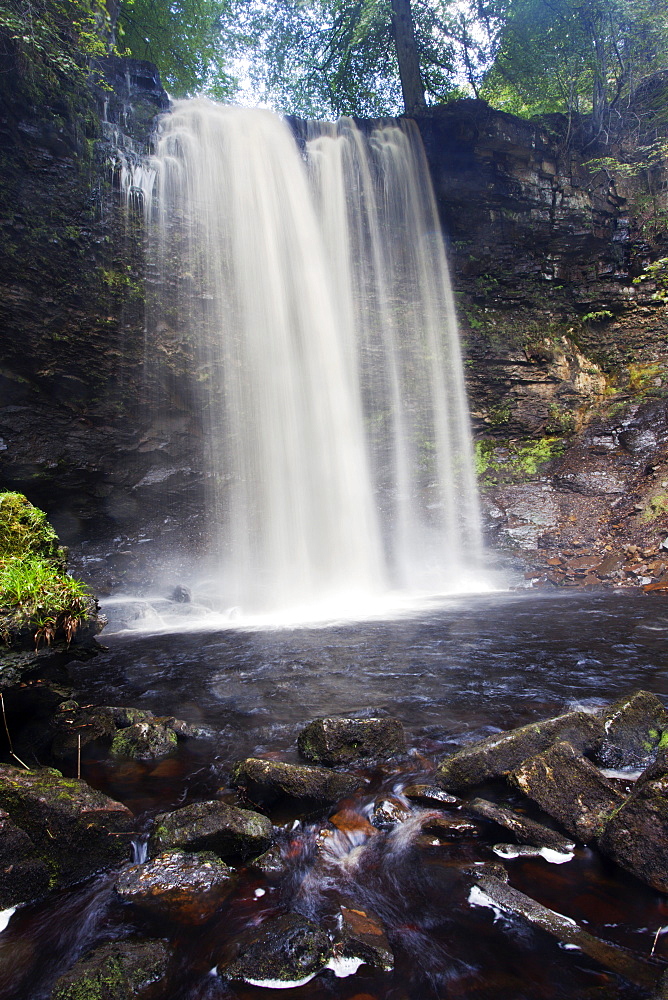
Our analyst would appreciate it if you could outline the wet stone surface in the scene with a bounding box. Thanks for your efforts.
[148,799,274,861]
[232,756,363,805]
[115,850,236,924]
[297,716,407,765]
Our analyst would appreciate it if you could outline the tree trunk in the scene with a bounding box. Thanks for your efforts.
[390,0,427,114]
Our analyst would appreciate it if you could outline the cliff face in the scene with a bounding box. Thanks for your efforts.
[0,52,666,593]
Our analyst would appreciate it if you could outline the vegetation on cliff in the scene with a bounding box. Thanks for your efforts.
[0,493,91,646]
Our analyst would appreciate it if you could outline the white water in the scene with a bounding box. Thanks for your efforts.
[148,100,484,617]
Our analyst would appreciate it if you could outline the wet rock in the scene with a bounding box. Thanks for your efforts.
[436,711,603,791]
[336,904,394,972]
[465,797,576,852]
[232,757,363,806]
[420,814,480,838]
[248,843,286,876]
[51,939,171,999]
[370,795,412,829]
[0,809,50,908]
[116,850,235,924]
[110,721,178,761]
[0,765,133,885]
[328,808,378,840]
[51,701,118,758]
[402,783,459,807]
[149,800,273,861]
[598,766,668,893]
[170,584,191,603]
[469,873,660,992]
[509,741,626,841]
[297,716,407,765]
[594,689,668,769]
[460,860,509,882]
[220,912,332,986]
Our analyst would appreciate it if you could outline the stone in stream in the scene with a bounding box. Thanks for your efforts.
[469,873,661,993]
[232,757,363,805]
[465,797,576,852]
[115,850,235,924]
[336,904,394,972]
[598,764,668,893]
[0,765,133,885]
[51,939,171,1000]
[402,783,459,807]
[110,720,178,761]
[219,912,332,986]
[509,740,626,841]
[435,711,604,791]
[0,809,50,908]
[149,800,273,861]
[592,689,668,769]
[370,794,413,829]
[297,716,407,765]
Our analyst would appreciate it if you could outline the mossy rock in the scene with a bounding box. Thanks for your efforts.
[0,492,64,565]
[51,939,171,999]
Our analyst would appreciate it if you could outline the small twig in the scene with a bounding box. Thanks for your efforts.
[77,734,81,781]
[0,692,30,771]
[651,925,665,957]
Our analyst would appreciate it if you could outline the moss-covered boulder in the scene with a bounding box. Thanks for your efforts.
[297,716,407,765]
[51,939,171,1000]
[149,800,273,861]
[0,492,101,689]
[0,808,51,908]
[435,710,604,791]
[115,850,235,924]
[598,766,668,893]
[110,721,178,761]
[0,764,133,886]
[593,689,668,769]
[509,740,626,841]
[232,757,363,806]
[220,912,332,986]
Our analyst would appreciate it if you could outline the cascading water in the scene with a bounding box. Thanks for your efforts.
[147,99,483,617]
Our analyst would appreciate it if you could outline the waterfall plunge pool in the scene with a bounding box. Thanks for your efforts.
[3,589,667,999]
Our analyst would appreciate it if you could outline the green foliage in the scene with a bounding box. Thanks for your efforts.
[640,493,668,523]
[479,0,668,123]
[634,257,668,301]
[0,493,90,643]
[475,437,566,483]
[117,0,237,99]
[582,309,614,323]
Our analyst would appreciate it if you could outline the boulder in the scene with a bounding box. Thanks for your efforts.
[220,912,332,986]
[336,904,394,972]
[0,765,133,885]
[51,939,171,1000]
[420,814,480,839]
[436,711,604,791]
[598,766,668,893]
[594,690,668,769]
[509,741,626,841]
[465,797,575,852]
[115,850,235,924]
[149,800,273,861]
[51,701,117,759]
[110,721,178,761]
[0,809,50,908]
[297,716,406,765]
[232,758,362,806]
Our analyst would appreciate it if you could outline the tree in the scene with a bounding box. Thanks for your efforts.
[113,0,237,98]
[230,0,473,117]
[480,0,668,131]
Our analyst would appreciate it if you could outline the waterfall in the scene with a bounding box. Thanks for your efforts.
[148,99,483,617]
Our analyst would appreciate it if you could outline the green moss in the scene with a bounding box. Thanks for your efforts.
[658,731,668,749]
[0,493,91,644]
[640,494,668,524]
[475,437,566,485]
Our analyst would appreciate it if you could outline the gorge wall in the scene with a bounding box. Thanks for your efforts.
[0,46,667,593]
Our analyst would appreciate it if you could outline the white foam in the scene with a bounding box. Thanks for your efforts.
[244,973,319,989]
[493,844,574,864]
[325,955,365,978]
[468,885,507,922]
[254,888,266,898]
[0,908,15,933]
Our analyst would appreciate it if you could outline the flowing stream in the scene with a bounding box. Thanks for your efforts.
[146,102,483,616]
[3,591,668,999]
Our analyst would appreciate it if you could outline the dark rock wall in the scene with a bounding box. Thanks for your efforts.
[0,49,666,590]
